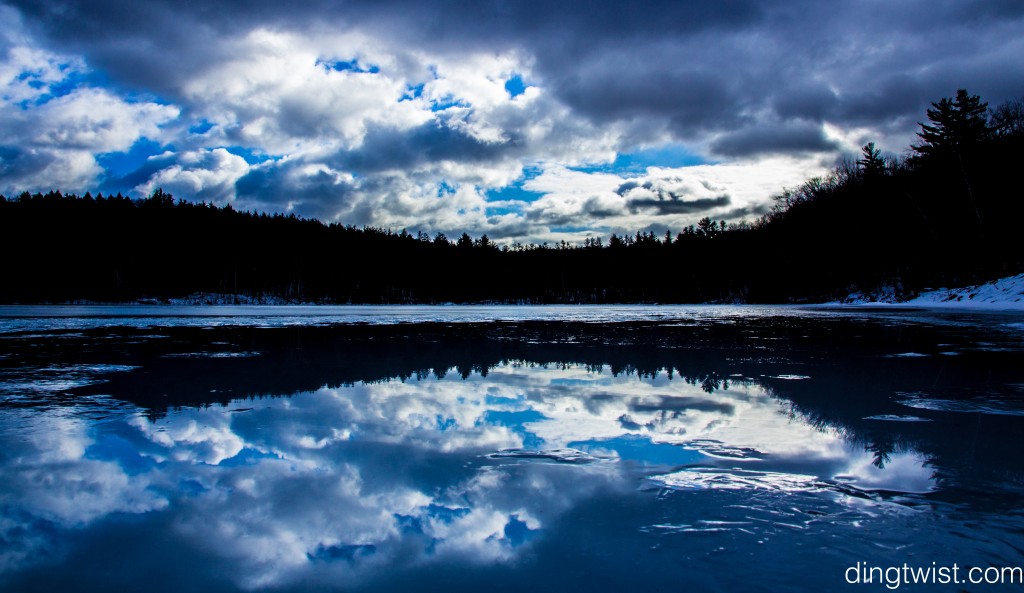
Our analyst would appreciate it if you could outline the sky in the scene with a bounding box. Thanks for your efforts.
[1,0,1023,243]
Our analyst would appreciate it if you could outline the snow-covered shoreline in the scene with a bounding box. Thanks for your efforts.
[835,274,1024,311]
[33,275,1024,311]
[57,292,322,306]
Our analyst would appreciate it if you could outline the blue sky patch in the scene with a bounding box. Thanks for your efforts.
[484,165,544,203]
[485,206,520,217]
[188,119,215,135]
[223,145,275,165]
[435,415,458,431]
[484,395,523,406]
[484,184,544,204]
[481,409,547,448]
[217,446,282,467]
[549,377,592,386]
[425,504,471,524]
[437,180,458,197]
[572,144,710,175]
[568,434,703,467]
[503,514,539,546]
[430,96,469,112]
[317,58,380,74]
[84,433,157,476]
[504,74,527,98]
[484,167,545,216]
[481,408,547,425]
[20,66,102,107]
[400,83,425,102]
[45,69,92,99]
[309,543,377,562]
[96,138,173,182]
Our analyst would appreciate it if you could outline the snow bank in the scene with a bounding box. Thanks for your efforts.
[838,274,1024,311]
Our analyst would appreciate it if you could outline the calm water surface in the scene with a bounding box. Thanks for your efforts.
[0,305,1022,591]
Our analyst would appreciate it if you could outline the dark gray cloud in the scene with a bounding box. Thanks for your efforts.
[333,120,522,174]
[552,57,743,136]
[0,145,56,185]
[10,0,1024,141]
[772,84,840,122]
[710,121,840,158]
[614,180,650,196]
[615,179,732,214]
[629,395,735,415]
[524,194,624,227]
[235,160,357,220]
[627,195,731,215]
[719,202,771,220]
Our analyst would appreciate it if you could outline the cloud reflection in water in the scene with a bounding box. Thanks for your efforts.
[0,362,936,590]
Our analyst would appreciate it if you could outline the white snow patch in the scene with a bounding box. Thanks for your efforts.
[836,274,1024,311]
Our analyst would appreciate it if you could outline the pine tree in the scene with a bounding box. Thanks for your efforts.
[912,89,990,158]
[912,89,989,230]
[857,142,885,178]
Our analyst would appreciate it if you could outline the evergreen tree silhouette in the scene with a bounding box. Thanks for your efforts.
[913,89,990,230]
[857,142,885,179]
[913,89,990,158]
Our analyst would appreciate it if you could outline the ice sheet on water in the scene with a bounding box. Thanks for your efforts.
[651,466,933,498]
[898,394,1024,416]
[863,414,932,422]
[0,364,139,395]
[161,351,262,359]
[684,439,766,460]
[651,467,823,493]
[640,520,756,534]
[488,448,603,463]
[0,304,824,334]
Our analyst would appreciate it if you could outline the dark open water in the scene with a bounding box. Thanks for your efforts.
[0,305,1022,592]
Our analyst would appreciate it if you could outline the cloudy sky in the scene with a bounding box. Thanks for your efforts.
[2,0,1022,243]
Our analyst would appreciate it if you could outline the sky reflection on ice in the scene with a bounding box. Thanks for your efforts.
[0,362,941,590]
[1,311,1023,592]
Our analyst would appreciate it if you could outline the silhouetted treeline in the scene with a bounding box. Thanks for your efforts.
[1,89,1022,304]
[744,90,1024,301]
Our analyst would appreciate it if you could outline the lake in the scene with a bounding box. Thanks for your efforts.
[1,305,1022,591]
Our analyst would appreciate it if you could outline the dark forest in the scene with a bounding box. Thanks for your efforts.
[2,90,1022,304]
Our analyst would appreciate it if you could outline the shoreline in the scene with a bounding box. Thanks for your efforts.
[1,273,1022,312]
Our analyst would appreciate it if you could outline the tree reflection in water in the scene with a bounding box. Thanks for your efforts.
[0,310,1022,592]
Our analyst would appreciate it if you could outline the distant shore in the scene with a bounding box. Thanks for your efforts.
[7,273,1017,312]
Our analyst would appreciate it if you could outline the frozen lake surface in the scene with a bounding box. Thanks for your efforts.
[1,305,1023,591]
